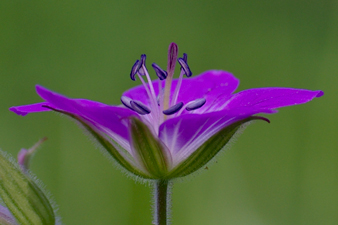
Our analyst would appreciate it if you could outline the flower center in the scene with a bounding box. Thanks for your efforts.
[121,43,206,127]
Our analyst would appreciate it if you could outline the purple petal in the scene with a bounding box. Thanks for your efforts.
[73,104,138,144]
[11,85,141,152]
[36,85,140,144]
[122,70,239,109]
[35,85,106,114]
[10,103,52,116]
[159,108,273,166]
[174,70,239,106]
[224,88,324,110]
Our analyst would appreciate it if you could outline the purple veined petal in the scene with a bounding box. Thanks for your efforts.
[223,88,324,111]
[159,108,273,167]
[10,102,52,116]
[60,105,138,153]
[24,85,141,154]
[35,85,111,114]
[72,105,139,154]
[173,70,240,113]
[47,104,147,173]
[122,70,239,110]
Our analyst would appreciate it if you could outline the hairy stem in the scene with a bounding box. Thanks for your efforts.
[153,180,172,225]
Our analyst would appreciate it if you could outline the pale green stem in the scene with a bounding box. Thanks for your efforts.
[153,180,172,225]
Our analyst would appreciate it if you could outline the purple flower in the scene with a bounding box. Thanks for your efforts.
[10,43,323,180]
[0,204,17,225]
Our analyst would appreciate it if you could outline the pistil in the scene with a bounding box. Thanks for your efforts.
[163,43,178,112]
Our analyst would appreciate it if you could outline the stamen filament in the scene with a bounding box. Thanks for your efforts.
[142,65,160,119]
[175,104,186,117]
[171,69,185,106]
[158,79,165,123]
[137,73,156,111]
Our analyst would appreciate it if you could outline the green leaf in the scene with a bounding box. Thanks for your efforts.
[45,107,151,179]
[0,151,55,225]
[167,116,268,179]
[130,117,170,178]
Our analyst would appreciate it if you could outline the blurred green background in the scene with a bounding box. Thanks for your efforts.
[0,1,337,224]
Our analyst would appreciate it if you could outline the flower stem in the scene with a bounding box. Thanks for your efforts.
[153,180,172,225]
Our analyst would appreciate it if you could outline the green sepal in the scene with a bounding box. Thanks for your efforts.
[167,116,268,179]
[130,117,170,178]
[45,107,151,179]
[0,151,55,225]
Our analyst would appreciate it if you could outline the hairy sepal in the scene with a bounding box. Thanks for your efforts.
[167,116,268,178]
[44,107,151,179]
[130,117,171,179]
[0,150,55,225]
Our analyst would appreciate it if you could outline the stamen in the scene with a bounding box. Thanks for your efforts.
[138,54,147,76]
[163,102,183,115]
[185,98,206,111]
[171,54,192,105]
[152,63,167,80]
[130,59,141,81]
[141,64,160,118]
[130,100,151,115]
[157,80,165,123]
[180,53,188,72]
[178,57,192,77]
[130,54,159,120]
[121,96,134,110]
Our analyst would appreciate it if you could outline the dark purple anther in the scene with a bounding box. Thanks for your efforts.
[138,54,147,76]
[167,43,179,76]
[121,96,134,110]
[185,98,206,111]
[180,53,188,72]
[178,57,192,77]
[163,102,184,115]
[182,53,188,63]
[130,100,151,115]
[152,63,167,80]
[130,60,141,81]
